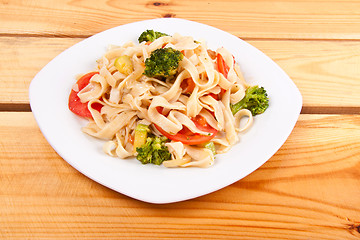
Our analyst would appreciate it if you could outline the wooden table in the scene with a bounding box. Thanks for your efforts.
[1,1,359,239]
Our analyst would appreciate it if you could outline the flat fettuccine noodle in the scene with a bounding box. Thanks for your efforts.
[73,33,258,168]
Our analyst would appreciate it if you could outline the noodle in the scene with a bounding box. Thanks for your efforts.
[72,33,258,168]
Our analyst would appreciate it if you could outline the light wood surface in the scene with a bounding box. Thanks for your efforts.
[1,0,359,239]
[2,0,360,39]
[1,37,360,110]
[1,113,359,239]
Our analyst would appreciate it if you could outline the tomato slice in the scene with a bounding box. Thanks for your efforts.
[68,72,101,118]
[154,115,218,145]
[217,53,230,78]
[180,78,195,94]
[208,92,220,100]
[208,88,226,100]
[192,114,208,127]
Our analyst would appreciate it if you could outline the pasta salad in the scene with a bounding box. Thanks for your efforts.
[68,30,269,168]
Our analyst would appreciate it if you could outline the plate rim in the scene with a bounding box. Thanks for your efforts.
[29,18,302,204]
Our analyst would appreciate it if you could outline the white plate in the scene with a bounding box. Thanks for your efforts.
[29,18,302,204]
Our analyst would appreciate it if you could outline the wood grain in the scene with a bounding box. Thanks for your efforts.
[0,112,359,239]
[1,37,360,111]
[1,1,360,239]
[1,0,360,40]
[251,40,360,109]
[0,37,82,105]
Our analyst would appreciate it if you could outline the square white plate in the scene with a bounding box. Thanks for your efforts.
[29,18,302,204]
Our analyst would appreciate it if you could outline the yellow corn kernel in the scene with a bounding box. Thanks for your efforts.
[133,124,150,152]
[114,55,133,75]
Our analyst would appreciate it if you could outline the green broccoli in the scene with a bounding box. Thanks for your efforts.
[143,47,183,80]
[136,135,171,165]
[138,30,169,43]
[230,85,269,116]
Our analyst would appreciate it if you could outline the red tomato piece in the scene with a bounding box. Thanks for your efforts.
[217,53,230,78]
[208,93,220,100]
[208,88,226,100]
[180,78,195,94]
[68,72,100,118]
[192,115,208,127]
[154,115,218,145]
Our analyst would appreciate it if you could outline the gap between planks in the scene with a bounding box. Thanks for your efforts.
[0,103,31,112]
[301,106,360,115]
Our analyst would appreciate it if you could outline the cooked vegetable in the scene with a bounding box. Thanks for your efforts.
[204,141,216,155]
[114,55,133,75]
[154,115,218,145]
[217,53,230,78]
[143,47,183,80]
[68,72,102,118]
[230,85,269,116]
[136,135,171,165]
[138,30,169,43]
[133,124,150,151]
[180,77,195,94]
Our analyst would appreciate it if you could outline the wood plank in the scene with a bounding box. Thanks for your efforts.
[1,0,360,40]
[251,40,360,110]
[0,112,359,239]
[1,37,359,110]
[0,37,82,105]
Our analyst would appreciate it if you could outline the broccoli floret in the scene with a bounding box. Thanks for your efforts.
[143,47,183,80]
[230,85,269,116]
[138,30,169,43]
[136,135,171,165]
